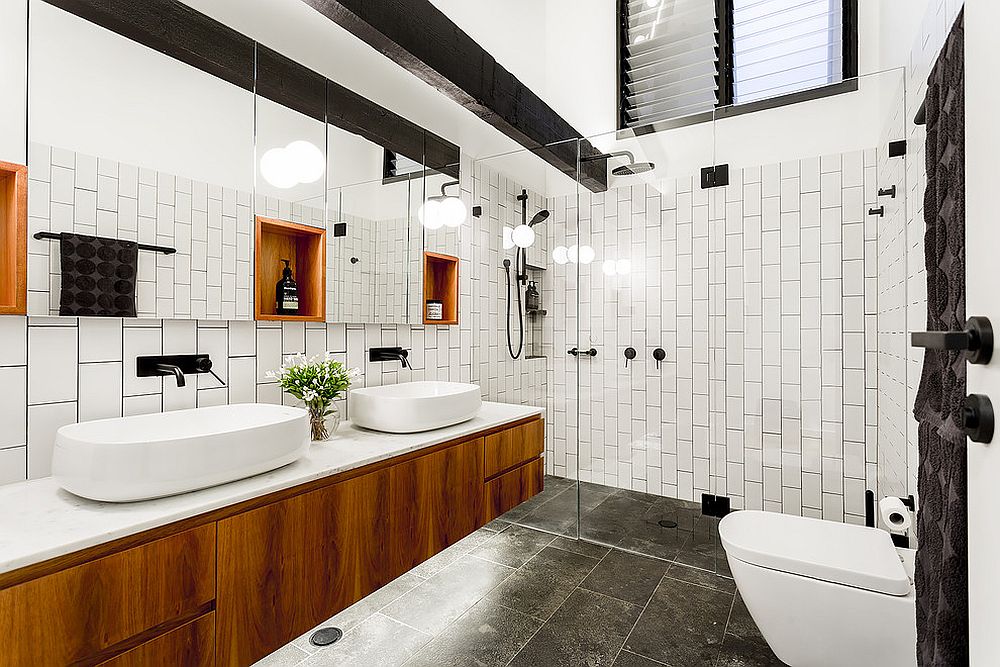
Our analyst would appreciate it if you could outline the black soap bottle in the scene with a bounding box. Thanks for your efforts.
[525,280,541,311]
[275,259,299,315]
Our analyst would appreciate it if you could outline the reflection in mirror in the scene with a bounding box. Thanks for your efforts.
[252,58,327,324]
[26,0,254,319]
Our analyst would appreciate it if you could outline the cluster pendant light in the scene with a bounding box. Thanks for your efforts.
[552,244,595,265]
[419,180,467,229]
[260,140,325,189]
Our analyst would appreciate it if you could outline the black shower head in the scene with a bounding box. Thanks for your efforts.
[609,150,655,176]
[528,210,549,227]
[612,161,655,176]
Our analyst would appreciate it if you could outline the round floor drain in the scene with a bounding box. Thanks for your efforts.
[658,519,678,528]
[310,627,343,647]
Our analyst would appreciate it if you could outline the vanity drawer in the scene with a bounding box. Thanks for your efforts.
[483,457,544,522]
[0,524,216,667]
[98,612,215,667]
[484,418,544,479]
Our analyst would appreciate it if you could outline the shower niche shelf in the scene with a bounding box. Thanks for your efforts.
[0,161,27,315]
[423,251,459,325]
[254,216,326,322]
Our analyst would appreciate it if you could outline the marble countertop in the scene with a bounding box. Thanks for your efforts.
[0,402,543,576]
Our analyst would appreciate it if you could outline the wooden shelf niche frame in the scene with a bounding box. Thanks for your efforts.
[254,216,326,322]
[0,161,27,315]
[423,251,459,325]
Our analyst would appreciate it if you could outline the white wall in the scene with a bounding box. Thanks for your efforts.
[0,0,27,165]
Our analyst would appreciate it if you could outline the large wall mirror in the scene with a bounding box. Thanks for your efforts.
[24,0,457,325]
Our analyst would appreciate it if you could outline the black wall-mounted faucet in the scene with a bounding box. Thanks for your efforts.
[370,346,410,369]
[136,354,224,388]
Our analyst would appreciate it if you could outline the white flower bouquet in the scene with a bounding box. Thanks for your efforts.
[267,353,360,440]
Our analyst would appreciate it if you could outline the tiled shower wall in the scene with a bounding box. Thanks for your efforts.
[544,149,898,524]
[0,155,548,486]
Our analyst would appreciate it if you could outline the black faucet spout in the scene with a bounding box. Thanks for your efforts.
[156,363,186,387]
[369,346,410,369]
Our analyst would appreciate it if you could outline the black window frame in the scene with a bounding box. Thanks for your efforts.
[617,0,860,133]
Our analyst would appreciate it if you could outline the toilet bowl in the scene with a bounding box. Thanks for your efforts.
[719,510,916,667]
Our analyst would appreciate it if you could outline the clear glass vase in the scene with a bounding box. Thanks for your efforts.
[308,401,341,441]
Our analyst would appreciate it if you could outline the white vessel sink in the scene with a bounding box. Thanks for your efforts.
[349,381,482,433]
[52,404,310,502]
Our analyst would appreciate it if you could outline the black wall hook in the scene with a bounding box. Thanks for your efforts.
[868,206,885,217]
[878,185,896,198]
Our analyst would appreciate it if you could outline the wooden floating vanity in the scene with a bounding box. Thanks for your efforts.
[0,413,544,667]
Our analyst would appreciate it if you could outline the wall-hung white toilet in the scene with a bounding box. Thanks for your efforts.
[719,510,917,667]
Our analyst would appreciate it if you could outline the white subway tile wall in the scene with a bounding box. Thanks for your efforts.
[0,154,548,485]
[542,147,902,525]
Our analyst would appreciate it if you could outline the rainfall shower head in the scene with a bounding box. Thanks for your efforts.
[528,210,549,227]
[582,150,655,177]
[609,151,655,176]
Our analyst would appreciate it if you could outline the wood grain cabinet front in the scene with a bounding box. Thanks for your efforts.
[483,418,544,479]
[97,612,216,667]
[216,469,392,666]
[388,437,485,577]
[0,524,216,667]
[484,457,545,522]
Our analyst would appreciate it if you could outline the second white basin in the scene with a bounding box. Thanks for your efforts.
[349,381,482,433]
[52,403,310,502]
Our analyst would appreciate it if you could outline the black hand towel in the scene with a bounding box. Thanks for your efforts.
[912,9,967,667]
[58,232,138,317]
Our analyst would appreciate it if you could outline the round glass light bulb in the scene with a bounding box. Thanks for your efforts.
[578,245,596,265]
[511,224,535,248]
[645,0,660,8]
[441,196,467,228]
[567,245,579,264]
[502,227,515,250]
[419,198,445,230]
[286,140,325,184]
[260,147,298,189]
[602,259,617,276]
[615,258,632,275]
[552,246,569,265]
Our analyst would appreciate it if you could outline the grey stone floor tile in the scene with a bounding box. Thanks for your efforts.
[382,554,514,636]
[507,589,643,667]
[402,598,542,667]
[579,548,671,606]
[550,535,612,559]
[612,649,670,666]
[486,545,601,620]
[665,562,737,594]
[301,613,430,667]
[469,524,556,568]
[715,634,788,667]
[253,643,310,667]
[624,576,734,666]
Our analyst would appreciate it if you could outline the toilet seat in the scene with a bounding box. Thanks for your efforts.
[719,510,910,596]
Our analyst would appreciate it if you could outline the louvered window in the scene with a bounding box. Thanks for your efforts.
[383,150,424,181]
[619,0,857,130]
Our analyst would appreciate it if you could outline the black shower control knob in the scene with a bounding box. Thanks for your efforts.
[964,394,994,444]
[653,348,666,362]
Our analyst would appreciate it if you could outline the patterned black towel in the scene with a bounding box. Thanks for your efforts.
[58,232,138,317]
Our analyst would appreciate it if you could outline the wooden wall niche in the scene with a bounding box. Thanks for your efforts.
[423,251,459,325]
[0,161,27,315]
[254,216,326,322]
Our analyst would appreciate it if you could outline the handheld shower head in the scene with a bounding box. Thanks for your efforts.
[528,210,549,227]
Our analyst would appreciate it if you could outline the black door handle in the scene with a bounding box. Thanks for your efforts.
[911,316,993,365]
[965,394,994,444]
[568,347,597,358]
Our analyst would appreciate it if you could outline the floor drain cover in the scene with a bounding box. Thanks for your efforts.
[310,627,343,646]
[658,519,678,529]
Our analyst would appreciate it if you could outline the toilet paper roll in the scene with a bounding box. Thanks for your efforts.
[879,496,912,532]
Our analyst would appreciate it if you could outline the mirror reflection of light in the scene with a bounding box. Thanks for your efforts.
[552,245,569,264]
[503,227,516,250]
[578,245,596,265]
[602,259,617,276]
[260,140,325,189]
[511,224,535,248]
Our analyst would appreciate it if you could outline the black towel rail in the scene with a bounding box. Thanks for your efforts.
[33,231,176,255]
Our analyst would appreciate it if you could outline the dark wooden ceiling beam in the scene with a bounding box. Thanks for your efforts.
[301,0,608,192]
[41,0,459,179]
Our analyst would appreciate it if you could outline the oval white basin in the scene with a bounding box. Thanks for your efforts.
[349,381,482,433]
[52,403,310,502]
